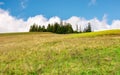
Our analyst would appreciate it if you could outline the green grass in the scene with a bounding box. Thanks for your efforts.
[0,30,120,75]
[67,29,120,38]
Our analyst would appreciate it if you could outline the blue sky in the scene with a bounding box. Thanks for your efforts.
[0,0,120,33]
[0,0,120,23]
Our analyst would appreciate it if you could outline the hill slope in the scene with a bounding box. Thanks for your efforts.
[68,29,120,38]
[0,30,120,75]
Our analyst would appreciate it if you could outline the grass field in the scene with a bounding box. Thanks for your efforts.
[0,30,120,75]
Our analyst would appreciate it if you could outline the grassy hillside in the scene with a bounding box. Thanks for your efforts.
[68,29,120,38]
[0,30,120,75]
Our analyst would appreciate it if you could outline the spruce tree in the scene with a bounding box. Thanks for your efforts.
[53,23,59,33]
[47,24,51,32]
[38,25,42,32]
[42,25,46,32]
[83,22,92,32]
[86,23,92,32]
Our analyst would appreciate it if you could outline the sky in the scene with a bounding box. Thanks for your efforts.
[0,0,120,33]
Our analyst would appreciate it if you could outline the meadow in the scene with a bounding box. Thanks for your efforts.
[0,30,120,75]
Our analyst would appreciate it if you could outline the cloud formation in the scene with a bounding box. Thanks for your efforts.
[0,8,27,33]
[110,20,120,29]
[0,2,4,5]
[0,8,120,33]
[89,0,96,6]
[20,0,28,9]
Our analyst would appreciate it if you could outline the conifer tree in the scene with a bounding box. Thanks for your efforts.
[38,25,41,32]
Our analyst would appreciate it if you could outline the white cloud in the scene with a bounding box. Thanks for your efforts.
[0,8,120,33]
[89,17,110,31]
[89,0,96,6]
[65,16,88,31]
[0,8,27,33]
[0,2,4,5]
[48,16,61,25]
[27,15,48,27]
[27,16,61,28]
[21,2,25,9]
[65,15,110,31]
[110,20,120,29]
[0,9,62,33]
[20,0,28,9]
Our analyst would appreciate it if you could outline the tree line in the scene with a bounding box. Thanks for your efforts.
[29,22,92,34]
